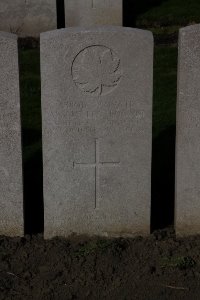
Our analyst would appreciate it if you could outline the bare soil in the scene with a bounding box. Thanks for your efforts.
[0,228,200,299]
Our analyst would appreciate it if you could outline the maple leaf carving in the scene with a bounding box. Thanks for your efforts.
[72,46,122,96]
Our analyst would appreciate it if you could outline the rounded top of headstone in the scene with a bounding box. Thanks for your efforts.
[0,31,17,40]
[179,24,200,34]
[40,26,153,42]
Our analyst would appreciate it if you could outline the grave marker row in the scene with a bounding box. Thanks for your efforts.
[0,0,122,36]
[1,24,200,238]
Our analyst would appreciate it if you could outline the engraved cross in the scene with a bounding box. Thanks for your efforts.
[73,139,120,209]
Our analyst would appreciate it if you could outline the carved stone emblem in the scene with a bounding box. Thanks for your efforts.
[72,45,122,96]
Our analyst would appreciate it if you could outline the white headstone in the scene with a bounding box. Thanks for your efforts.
[0,32,23,236]
[41,27,153,238]
[65,0,122,27]
[176,24,200,235]
[0,0,57,37]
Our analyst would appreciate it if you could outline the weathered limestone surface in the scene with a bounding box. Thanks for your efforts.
[0,32,23,236]
[65,0,122,27]
[0,0,56,37]
[176,24,200,236]
[41,27,153,238]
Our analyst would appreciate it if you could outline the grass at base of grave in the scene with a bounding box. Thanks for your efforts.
[136,0,200,27]
[160,255,196,270]
[1,230,200,299]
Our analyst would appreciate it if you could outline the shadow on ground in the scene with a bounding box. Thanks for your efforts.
[151,125,176,231]
[22,129,44,235]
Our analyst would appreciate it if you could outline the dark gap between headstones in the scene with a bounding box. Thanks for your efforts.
[123,0,176,231]
[18,40,44,235]
[150,46,178,232]
[123,0,136,27]
[123,0,170,28]
[151,126,176,232]
[56,0,65,29]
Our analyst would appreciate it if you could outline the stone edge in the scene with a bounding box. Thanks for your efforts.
[179,23,200,34]
[40,26,153,42]
[0,31,17,40]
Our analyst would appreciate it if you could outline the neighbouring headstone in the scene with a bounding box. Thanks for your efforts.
[65,0,122,27]
[0,32,23,236]
[0,0,57,37]
[176,24,200,235]
[41,27,153,238]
